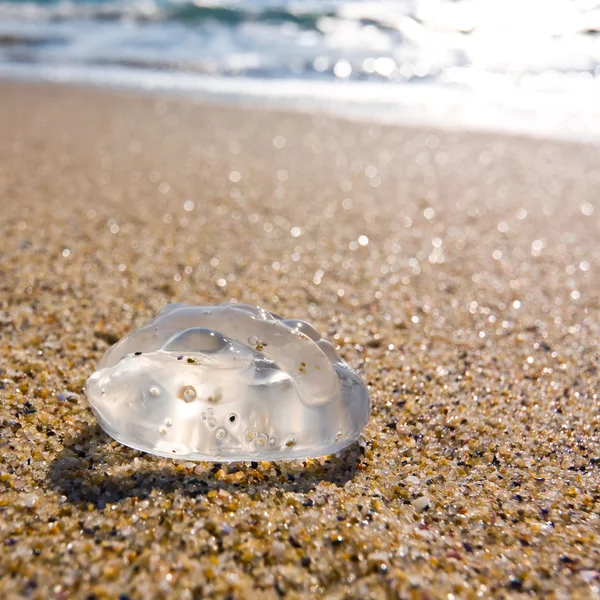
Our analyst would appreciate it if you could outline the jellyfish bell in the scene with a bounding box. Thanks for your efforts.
[86,303,370,461]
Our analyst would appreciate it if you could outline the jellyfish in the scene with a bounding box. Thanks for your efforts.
[86,304,370,461]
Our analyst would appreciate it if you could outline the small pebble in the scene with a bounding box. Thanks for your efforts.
[411,496,430,513]
[271,541,286,557]
[19,493,39,509]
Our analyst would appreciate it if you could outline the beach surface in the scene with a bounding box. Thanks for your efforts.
[0,82,599,599]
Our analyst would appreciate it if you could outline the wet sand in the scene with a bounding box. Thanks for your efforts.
[0,81,599,599]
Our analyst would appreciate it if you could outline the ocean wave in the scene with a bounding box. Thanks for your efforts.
[1,0,598,37]
[0,0,336,27]
[0,0,599,142]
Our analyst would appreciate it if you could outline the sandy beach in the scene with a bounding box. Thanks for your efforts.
[1,81,599,598]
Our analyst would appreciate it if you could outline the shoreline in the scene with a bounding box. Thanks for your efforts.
[1,80,599,598]
[1,66,600,147]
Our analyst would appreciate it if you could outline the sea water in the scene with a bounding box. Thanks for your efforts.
[1,0,598,141]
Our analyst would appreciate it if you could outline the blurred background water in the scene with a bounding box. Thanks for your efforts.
[1,0,599,140]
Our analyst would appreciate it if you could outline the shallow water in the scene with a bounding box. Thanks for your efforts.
[1,0,599,140]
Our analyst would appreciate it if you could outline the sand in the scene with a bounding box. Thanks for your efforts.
[0,81,599,599]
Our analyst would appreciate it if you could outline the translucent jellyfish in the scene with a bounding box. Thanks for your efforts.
[86,304,370,461]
